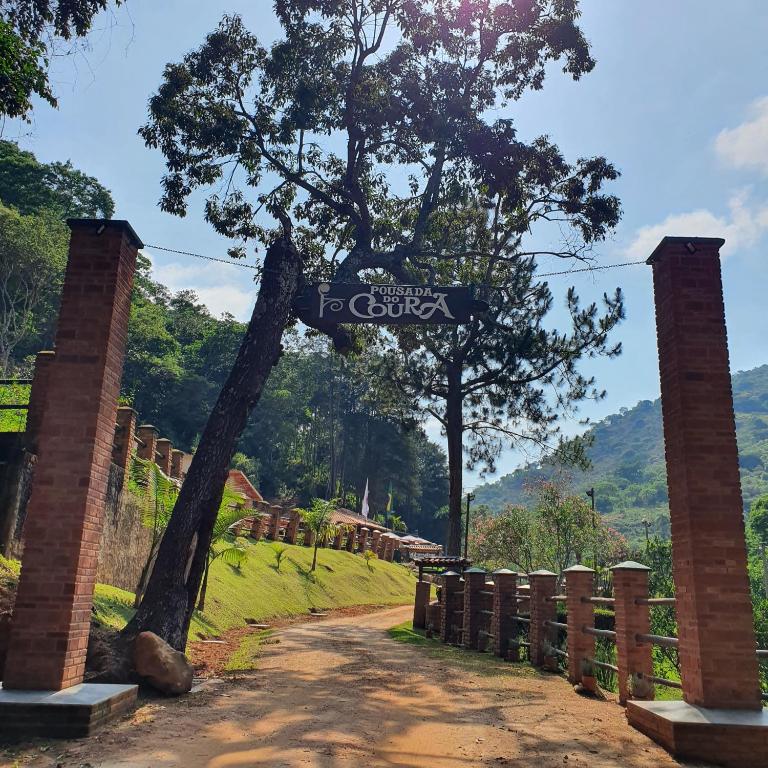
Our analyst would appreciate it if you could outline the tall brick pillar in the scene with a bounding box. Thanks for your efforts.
[439,571,463,644]
[155,438,172,476]
[136,424,158,463]
[462,567,486,649]
[332,529,343,549]
[345,527,356,552]
[612,561,653,704]
[23,351,56,453]
[649,236,760,709]
[564,565,595,684]
[492,569,517,658]
[358,526,369,553]
[371,530,381,555]
[529,570,557,667]
[170,449,185,480]
[284,511,300,545]
[112,406,137,472]
[4,219,140,691]
[413,580,431,630]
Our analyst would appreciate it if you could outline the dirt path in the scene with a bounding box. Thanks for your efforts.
[2,606,707,768]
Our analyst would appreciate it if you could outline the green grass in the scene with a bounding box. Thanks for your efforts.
[0,383,29,432]
[388,620,537,679]
[224,629,274,673]
[2,542,417,642]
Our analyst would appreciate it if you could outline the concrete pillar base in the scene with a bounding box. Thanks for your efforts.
[627,700,768,767]
[0,683,137,738]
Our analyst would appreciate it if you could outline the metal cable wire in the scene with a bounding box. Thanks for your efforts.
[142,243,645,279]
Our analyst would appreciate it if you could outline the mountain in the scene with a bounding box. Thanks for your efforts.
[473,365,768,543]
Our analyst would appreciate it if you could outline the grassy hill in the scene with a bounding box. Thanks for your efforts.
[1,541,417,643]
[473,364,768,544]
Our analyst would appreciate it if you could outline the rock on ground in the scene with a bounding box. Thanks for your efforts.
[133,631,193,695]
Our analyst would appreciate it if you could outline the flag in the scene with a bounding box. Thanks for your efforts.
[361,478,369,518]
[386,481,393,514]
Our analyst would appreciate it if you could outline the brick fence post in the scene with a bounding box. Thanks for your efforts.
[463,567,486,650]
[439,571,463,644]
[492,569,518,658]
[170,449,185,480]
[345,527,356,552]
[270,506,282,540]
[332,529,343,549]
[23,350,55,454]
[613,561,654,705]
[284,511,299,545]
[564,565,595,684]
[136,424,158,463]
[250,515,265,541]
[3,219,140,691]
[649,236,760,709]
[112,406,137,473]
[371,530,381,556]
[529,570,557,667]
[358,526,369,553]
[155,438,172,476]
[413,580,431,630]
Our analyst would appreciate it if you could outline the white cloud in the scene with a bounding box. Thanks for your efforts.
[626,190,768,260]
[715,96,768,175]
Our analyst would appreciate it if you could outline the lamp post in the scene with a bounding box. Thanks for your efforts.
[464,491,474,561]
[586,487,597,570]
[642,518,651,548]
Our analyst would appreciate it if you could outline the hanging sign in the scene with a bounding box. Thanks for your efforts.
[294,283,487,326]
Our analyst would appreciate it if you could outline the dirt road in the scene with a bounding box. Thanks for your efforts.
[2,606,703,768]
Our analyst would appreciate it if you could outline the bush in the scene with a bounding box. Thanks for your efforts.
[271,542,288,571]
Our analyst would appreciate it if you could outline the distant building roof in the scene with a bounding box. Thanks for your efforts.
[226,470,264,503]
[331,508,388,531]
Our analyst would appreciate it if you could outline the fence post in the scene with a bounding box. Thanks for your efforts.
[284,510,300,545]
[345,527,356,552]
[564,565,595,684]
[136,424,158,462]
[440,571,463,644]
[358,526,369,553]
[413,580,431,630]
[492,569,517,658]
[529,570,558,667]
[462,567,486,650]
[112,406,137,473]
[613,561,654,704]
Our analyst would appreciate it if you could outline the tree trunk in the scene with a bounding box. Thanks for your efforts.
[311,539,319,572]
[121,236,303,651]
[445,367,464,556]
[197,555,211,612]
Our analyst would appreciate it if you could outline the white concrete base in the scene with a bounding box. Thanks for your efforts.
[0,682,137,739]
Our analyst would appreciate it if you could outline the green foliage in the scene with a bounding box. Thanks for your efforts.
[0,1,122,119]
[0,380,29,431]
[474,365,768,544]
[298,497,340,572]
[270,542,288,571]
[363,549,377,572]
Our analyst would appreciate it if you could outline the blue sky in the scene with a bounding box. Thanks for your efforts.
[7,1,768,485]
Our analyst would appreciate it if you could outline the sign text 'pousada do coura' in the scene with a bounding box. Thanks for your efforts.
[295,283,487,326]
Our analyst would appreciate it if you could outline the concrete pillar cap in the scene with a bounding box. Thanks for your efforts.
[492,568,517,575]
[442,570,460,577]
[563,564,595,573]
[156,437,172,443]
[137,424,158,432]
[611,560,651,571]
[528,569,557,577]
[465,567,486,574]
[647,235,725,264]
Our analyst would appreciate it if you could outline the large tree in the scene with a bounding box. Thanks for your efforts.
[390,202,623,553]
[127,0,620,649]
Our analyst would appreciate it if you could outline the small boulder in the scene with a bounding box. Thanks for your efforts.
[133,631,193,695]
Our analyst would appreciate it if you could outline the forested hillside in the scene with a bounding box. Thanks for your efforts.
[0,141,449,543]
[474,365,768,543]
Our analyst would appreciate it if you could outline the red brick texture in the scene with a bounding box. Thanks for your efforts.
[492,570,518,657]
[612,562,654,704]
[439,572,464,644]
[649,236,760,709]
[23,350,56,454]
[564,566,595,684]
[135,425,158,463]
[3,220,140,691]
[529,571,557,667]
[170,449,185,480]
[462,569,487,650]
[358,527,369,553]
[155,438,172,476]
[284,511,300,545]
[112,407,137,472]
[413,581,431,630]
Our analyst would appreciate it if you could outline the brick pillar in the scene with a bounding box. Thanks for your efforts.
[529,570,557,667]
[462,567,486,649]
[384,537,395,561]
[304,526,315,548]
[284,511,299,545]
[156,438,172,476]
[613,561,654,705]
[492,569,518,658]
[23,350,55,453]
[413,581,431,630]
[564,565,595,684]
[112,406,137,472]
[136,424,158,462]
[371,530,381,555]
[649,236,760,709]
[439,571,463,644]
[170,449,185,480]
[358,527,369,553]
[346,527,357,552]
[332,529,343,549]
[4,219,140,691]
[250,515,265,540]
[270,506,282,540]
